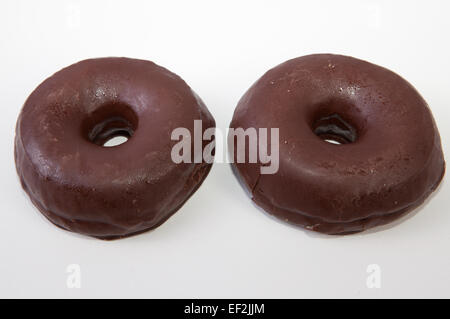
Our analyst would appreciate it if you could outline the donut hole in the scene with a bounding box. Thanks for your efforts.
[89,117,134,147]
[310,98,362,145]
[313,113,357,144]
[82,102,138,147]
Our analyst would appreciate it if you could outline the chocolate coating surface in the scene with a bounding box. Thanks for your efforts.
[15,57,215,239]
[230,54,445,234]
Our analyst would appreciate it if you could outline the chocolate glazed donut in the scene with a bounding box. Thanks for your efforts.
[230,54,445,234]
[15,57,215,239]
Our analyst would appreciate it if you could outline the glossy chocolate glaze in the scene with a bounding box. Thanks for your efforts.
[15,57,215,239]
[229,54,445,234]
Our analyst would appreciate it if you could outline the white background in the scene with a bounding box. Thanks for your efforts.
[1,0,449,298]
